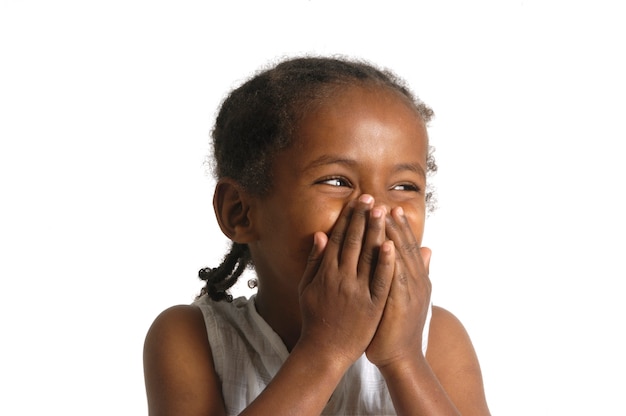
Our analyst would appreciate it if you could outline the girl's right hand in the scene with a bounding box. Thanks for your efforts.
[297,194,394,366]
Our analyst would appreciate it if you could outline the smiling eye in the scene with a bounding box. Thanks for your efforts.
[392,183,421,192]
[319,177,351,187]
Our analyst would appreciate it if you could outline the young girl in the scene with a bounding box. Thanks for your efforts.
[144,56,490,415]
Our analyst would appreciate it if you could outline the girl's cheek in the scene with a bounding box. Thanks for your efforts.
[323,211,342,235]
[318,202,346,236]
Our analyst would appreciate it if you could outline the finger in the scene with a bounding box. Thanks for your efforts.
[322,198,357,267]
[356,204,386,280]
[385,207,430,293]
[369,240,395,304]
[299,231,328,293]
[385,207,421,264]
[338,194,374,271]
[387,244,431,305]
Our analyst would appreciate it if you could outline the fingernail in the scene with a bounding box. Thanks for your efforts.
[371,207,383,218]
[359,194,374,204]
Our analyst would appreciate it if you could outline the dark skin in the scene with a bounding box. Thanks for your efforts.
[144,84,491,415]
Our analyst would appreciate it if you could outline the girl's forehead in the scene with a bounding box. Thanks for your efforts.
[288,85,429,158]
[299,85,426,136]
[286,80,434,164]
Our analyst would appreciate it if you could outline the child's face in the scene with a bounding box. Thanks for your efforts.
[249,85,429,295]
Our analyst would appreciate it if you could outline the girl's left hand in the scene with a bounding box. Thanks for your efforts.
[365,206,432,368]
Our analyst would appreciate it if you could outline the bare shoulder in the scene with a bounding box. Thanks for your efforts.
[143,305,226,416]
[426,306,491,416]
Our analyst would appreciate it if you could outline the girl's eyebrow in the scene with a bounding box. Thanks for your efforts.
[303,155,358,170]
[394,162,426,179]
[304,155,426,178]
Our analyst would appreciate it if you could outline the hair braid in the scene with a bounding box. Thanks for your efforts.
[198,242,251,301]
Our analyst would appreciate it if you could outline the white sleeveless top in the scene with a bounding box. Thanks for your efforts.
[193,294,431,415]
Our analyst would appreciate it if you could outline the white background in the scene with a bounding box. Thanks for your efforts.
[1,1,625,414]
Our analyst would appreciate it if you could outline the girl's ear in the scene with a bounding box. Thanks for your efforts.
[213,178,258,243]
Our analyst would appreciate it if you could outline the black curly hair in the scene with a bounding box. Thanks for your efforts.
[199,55,437,301]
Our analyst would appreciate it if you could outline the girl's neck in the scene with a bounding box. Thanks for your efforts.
[255,287,302,352]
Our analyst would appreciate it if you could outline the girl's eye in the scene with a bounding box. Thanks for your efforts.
[392,183,421,192]
[319,177,351,187]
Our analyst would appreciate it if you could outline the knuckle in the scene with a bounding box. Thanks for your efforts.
[353,207,368,218]
[385,216,400,231]
[329,231,345,246]
[307,251,320,264]
[396,271,409,285]
[368,218,383,233]
[359,250,376,266]
[370,275,388,296]
[401,242,420,254]
[343,233,363,248]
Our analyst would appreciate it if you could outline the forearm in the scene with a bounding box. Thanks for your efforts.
[380,356,460,416]
[239,341,351,416]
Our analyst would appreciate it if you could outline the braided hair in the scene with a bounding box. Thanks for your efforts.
[199,55,437,301]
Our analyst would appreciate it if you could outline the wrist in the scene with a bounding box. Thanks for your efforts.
[376,352,429,380]
[291,336,358,377]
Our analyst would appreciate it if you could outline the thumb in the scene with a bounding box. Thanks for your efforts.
[419,246,432,276]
